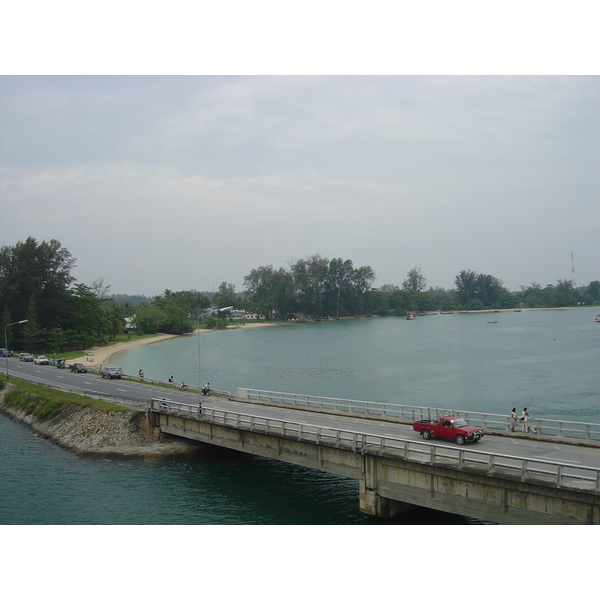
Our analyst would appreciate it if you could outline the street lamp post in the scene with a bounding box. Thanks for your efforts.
[197,306,233,399]
[4,319,28,378]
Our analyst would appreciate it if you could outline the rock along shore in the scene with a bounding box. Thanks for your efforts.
[0,382,202,459]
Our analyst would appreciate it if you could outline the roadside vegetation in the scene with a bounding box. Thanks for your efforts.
[1,238,599,357]
[0,376,129,419]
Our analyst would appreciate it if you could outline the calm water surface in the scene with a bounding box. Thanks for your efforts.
[0,413,475,525]
[2,308,598,525]
[110,308,600,422]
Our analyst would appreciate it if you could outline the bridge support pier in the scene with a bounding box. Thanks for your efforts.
[359,455,416,518]
[144,409,162,440]
[359,481,416,518]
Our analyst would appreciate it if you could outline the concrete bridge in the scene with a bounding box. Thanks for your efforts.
[147,392,600,525]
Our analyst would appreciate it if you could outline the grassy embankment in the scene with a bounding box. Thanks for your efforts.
[0,375,128,420]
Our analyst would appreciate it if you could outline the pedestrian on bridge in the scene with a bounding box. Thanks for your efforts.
[510,408,517,432]
[521,408,530,433]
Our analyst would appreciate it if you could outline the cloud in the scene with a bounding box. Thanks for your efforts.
[1,75,599,295]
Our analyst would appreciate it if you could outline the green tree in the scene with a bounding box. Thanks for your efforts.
[104,303,126,340]
[521,283,545,308]
[132,305,167,334]
[555,279,576,307]
[474,273,504,307]
[291,255,329,317]
[402,267,427,294]
[325,258,355,318]
[587,281,600,302]
[454,270,478,306]
[161,304,194,334]
[68,284,106,347]
[213,282,237,313]
[0,237,75,334]
[23,296,42,352]
[156,289,210,317]
[351,265,376,315]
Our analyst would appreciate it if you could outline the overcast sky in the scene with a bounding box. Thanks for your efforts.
[1,74,599,297]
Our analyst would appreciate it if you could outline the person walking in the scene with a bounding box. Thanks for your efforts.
[521,408,530,433]
[138,369,144,379]
[510,408,517,432]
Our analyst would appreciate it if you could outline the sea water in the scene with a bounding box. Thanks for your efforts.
[109,308,600,423]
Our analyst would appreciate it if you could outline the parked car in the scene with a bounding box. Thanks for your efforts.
[70,363,87,373]
[19,353,34,362]
[0,348,10,357]
[34,355,50,365]
[101,366,122,379]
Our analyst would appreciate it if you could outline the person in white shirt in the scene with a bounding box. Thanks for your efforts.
[510,408,517,432]
[521,408,530,433]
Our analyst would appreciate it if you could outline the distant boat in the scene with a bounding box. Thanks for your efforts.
[406,312,417,320]
[487,319,498,324]
[596,314,600,323]
[513,309,522,312]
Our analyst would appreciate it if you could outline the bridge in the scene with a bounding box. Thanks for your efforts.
[147,389,600,525]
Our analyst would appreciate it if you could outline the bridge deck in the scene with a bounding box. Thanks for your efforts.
[152,395,600,495]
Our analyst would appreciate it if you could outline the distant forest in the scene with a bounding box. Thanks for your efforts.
[1,239,599,353]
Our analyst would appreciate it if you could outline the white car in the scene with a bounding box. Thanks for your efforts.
[34,355,50,365]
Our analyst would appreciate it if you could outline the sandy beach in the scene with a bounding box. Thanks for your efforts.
[71,322,283,366]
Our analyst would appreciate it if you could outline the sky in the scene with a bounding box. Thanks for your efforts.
[1,8,599,298]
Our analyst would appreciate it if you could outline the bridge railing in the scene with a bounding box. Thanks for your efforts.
[238,388,600,442]
[151,398,600,494]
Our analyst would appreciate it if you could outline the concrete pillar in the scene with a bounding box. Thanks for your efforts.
[144,409,162,440]
[359,454,417,518]
[359,479,378,515]
[359,478,416,518]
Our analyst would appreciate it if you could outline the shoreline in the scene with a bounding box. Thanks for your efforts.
[0,381,203,458]
[71,321,283,366]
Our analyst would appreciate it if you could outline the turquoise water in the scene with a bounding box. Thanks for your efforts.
[2,308,598,525]
[0,414,474,525]
[109,308,600,423]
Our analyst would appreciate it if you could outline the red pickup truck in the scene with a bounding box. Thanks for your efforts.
[413,416,484,445]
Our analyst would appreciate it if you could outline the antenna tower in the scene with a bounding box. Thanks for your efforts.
[571,252,576,287]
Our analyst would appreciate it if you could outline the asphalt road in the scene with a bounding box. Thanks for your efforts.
[6,357,600,473]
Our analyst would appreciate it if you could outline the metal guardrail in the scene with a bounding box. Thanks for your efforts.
[238,388,600,442]
[151,398,600,494]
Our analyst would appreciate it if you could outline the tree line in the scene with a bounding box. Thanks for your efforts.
[0,238,125,353]
[1,238,599,353]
